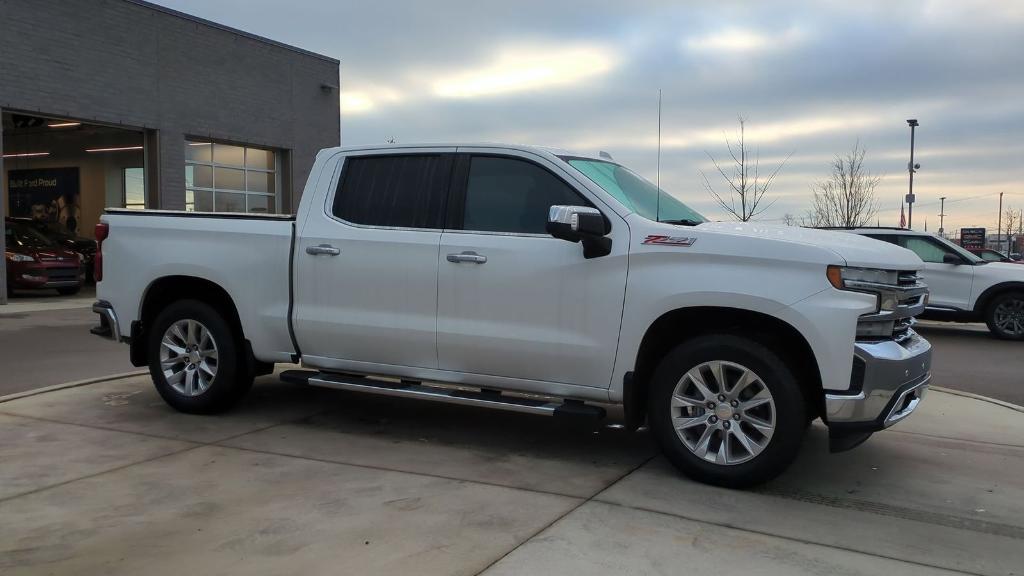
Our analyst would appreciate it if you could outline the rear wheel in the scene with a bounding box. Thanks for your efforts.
[147,299,252,413]
[648,334,807,488]
[985,292,1024,340]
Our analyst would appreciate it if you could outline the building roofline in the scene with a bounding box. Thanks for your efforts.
[123,0,340,64]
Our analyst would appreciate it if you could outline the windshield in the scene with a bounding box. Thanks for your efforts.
[562,157,707,224]
[937,235,984,264]
[5,221,57,249]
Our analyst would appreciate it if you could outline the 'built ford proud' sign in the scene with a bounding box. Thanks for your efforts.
[7,167,81,233]
[961,227,986,250]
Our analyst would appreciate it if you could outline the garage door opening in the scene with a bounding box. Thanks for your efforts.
[2,112,147,239]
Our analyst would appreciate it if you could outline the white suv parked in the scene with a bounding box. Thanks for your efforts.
[841,228,1024,339]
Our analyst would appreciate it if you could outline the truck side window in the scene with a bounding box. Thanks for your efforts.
[333,155,452,229]
[462,156,591,234]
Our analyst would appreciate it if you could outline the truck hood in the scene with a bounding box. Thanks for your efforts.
[696,222,923,270]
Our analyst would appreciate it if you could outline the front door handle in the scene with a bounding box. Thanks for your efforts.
[306,244,341,256]
[446,251,487,264]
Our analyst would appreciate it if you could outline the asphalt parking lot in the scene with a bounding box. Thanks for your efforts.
[1,370,1022,575]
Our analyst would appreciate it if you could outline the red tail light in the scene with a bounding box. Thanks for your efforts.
[94,222,109,282]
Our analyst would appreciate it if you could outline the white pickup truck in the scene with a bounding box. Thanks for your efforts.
[92,143,932,487]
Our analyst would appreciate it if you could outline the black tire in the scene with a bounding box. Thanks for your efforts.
[985,292,1024,341]
[147,299,252,414]
[56,286,81,296]
[648,334,807,488]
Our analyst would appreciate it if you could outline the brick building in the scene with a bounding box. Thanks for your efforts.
[1,0,340,302]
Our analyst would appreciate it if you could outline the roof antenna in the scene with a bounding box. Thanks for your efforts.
[656,88,662,222]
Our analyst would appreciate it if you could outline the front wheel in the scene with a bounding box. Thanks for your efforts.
[985,292,1024,340]
[648,334,807,488]
[147,299,252,414]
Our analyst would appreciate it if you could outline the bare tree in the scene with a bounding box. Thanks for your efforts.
[701,116,791,221]
[808,142,880,228]
[781,213,798,226]
[1004,207,1018,254]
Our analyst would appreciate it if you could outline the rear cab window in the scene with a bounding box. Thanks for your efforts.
[333,154,453,229]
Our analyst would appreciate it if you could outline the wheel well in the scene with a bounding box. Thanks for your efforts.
[974,282,1024,315]
[626,307,823,429]
[131,275,245,367]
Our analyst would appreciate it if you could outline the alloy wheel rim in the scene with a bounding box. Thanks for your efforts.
[670,360,776,466]
[994,299,1024,336]
[160,319,218,396]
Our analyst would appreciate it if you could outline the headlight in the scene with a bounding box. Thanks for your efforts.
[826,266,898,289]
[5,252,35,263]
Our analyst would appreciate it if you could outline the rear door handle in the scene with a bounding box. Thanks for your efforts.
[446,251,487,264]
[306,244,341,256]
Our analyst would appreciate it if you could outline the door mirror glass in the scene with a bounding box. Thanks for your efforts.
[547,205,611,258]
[942,253,963,265]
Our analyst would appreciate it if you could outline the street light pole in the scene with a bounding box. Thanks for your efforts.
[906,119,919,230]
[997,191,1004,254]
[938,196,946,237]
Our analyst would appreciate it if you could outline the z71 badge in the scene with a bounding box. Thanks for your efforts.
[642,234,697,247]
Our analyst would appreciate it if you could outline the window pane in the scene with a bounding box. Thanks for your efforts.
[216,191,246,213]
[246,148,275,170]
[214,167,245,191]
[333,155,452,229]
[123,167,145,209]
[463,156,589,234]
[186,164,213,189]
[247,171,275,194]
[213,143,245,167]
[247,194,271,213]
[186,189,214,212]
[899,237,949,263]
[186,141,212,163]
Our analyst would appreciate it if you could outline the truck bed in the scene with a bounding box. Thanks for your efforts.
[97,209,298,363]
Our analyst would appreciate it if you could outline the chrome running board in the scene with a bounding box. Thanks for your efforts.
[280,369,605,420]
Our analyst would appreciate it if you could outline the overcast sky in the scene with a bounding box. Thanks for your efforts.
[157,0,1024,233]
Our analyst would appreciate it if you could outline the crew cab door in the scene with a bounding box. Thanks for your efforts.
[868,234,975,309]
[436,151,628,389]
[293,150,455,369]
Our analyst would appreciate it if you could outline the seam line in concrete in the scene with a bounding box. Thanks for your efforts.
[213,441,591,501]
[0,408,330,505]
[932,386,1024,413]
[593,499,984,576]
[471,454,657,576]
[889,428,1024,450]
[0,370,148,403]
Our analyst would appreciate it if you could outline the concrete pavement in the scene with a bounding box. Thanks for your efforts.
[1,372,1021,575]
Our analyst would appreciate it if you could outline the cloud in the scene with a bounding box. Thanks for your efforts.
[685,26,805,54]
[429,43,619,98]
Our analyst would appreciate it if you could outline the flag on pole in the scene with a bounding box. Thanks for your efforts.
[899,203,907,228]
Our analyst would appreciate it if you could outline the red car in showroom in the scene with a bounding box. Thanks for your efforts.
[4,218,83,295]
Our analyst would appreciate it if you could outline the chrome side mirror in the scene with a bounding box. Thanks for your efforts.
[546,205,611,259]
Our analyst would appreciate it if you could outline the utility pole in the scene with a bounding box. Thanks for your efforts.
[906,119,919,229]
[938,196,946,237]
[997,191,1004,254]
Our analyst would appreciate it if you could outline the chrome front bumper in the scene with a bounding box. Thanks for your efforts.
[90,300,122,342]
[825,330,931,440]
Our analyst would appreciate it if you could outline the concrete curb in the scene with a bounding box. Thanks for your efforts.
[931,386,1024,414]
[0,370,148,404]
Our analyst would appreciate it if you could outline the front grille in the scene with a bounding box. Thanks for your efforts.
[45,267,79,282]
[855,269,928,343]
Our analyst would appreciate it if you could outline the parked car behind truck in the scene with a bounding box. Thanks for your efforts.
[92,144,932,487]
[5,217,83,296]
[840,227,1024,340]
